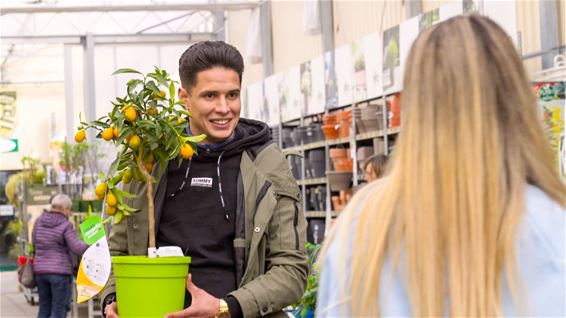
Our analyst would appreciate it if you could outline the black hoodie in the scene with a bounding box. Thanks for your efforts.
[156,118,270,309]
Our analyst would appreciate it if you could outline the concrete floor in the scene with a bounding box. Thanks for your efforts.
[0,271,38,318]
[0,271,100,318]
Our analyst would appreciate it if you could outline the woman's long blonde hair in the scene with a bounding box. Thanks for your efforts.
[321,15,566,317]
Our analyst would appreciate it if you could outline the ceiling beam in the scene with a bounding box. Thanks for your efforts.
[0,1,259,15]
[1,32,216,45]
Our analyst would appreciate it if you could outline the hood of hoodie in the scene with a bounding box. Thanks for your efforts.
[37,210,69,228]
[193,117,271,161]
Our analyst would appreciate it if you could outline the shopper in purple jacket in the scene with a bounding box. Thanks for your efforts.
[33,194,88,318]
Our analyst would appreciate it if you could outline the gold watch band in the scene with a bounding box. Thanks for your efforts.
[216,299,230,318]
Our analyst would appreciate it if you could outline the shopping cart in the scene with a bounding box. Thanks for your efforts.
[17,255,38,305]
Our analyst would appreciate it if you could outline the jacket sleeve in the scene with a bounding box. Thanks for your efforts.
[64,222,89,255]
[229,193,309,317]
[98,182,137,309]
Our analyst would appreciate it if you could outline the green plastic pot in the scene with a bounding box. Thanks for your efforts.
[112,256,191,318]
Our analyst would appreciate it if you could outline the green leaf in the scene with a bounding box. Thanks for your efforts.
[113,212,124,224]
[185,134,207,143]
[112,187,136,199]
[146,80,160,94]
[116,126,133,144]
[118,203,139,212]
[112,68,142,75]
[148,73,168,87]
[127,79,143,98]
[98,172,107,181]
[178,110,191,118]
[92,120,111,128]
[169,82,176,101]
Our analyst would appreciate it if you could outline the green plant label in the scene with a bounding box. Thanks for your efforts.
[80,216,105,245]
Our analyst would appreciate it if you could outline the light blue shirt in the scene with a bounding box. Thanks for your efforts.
[317,185,565,317]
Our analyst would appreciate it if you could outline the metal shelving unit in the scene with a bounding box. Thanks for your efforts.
[278,93,401,244]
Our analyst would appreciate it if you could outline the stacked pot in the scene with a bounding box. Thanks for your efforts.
[327,147,353,212]
[358,103,384,133]
[322,113,339,140]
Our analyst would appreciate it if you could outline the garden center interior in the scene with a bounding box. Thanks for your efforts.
[0,0,564,317]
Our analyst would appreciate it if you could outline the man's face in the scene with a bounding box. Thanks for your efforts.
[179,67,241,144]
[364,163,377,183]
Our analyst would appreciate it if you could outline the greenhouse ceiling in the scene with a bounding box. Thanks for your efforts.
[0,0,259,85]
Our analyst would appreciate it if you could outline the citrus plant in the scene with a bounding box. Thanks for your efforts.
[75,67,205,249]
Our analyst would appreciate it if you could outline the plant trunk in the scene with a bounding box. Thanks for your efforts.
[137,156,155,249]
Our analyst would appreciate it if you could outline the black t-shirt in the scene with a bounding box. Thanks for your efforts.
[156,150,241,306]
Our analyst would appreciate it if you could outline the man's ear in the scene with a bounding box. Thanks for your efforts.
[178,87,190,109]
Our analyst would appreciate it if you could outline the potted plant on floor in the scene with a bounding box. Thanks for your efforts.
[293,242,321,318]
[75,67,205,317]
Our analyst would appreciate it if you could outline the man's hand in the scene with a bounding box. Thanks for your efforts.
[165,274,220,318]
[104,302,119,318]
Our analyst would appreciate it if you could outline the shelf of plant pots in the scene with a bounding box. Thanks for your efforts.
[355,127,401,141]
[327,136,351,146]
[298,178,327,186]
[305,211,337,218]
[282,139,326,153]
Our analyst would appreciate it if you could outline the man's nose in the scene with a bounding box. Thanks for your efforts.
[216,96,230,113]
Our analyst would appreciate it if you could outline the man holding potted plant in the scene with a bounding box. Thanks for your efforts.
[102,41,308,318]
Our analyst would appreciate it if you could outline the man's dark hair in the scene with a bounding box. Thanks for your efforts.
[178,41,244,90]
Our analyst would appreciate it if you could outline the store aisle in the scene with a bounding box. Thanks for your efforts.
[1,271,39,317]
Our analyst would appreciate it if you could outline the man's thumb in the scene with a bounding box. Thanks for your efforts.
[186,274,197,293]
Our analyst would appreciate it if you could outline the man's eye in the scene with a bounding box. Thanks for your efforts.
[228,92,240,98]
[205,93,215,99]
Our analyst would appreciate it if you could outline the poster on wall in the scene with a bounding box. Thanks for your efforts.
[535,82,566,180]
[0,91,17,138]
[382,25,401,95]
[300,61,312,117]
[362,32,383,100]
[309,55,325,115]
[335,45,353,107]
[419,7,440,32]
[351,39,368,102]
[263,74,280,126]
[398,16,419,95]
[246,82,263,122]
[463,0,482,14]
[324,51,338,109]
[280,66,302,122]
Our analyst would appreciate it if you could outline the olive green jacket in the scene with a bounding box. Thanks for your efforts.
[100,143,308,317]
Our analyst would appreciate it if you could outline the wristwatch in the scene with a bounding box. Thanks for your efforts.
[216,299,230,318]
[103,293,117,317]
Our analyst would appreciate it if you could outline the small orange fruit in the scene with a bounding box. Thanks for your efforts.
[144,162,154,172]
[101,127,114,141]
[122,169,132,184]
[95,183,107,199]
[152,90,166,100]
[124,106,137,122]
[146,153,154,163]
[179,143,194,159]
[75,130,86,143]
[128,135,141,150]
[147,107,158,116]
[113,126,120,139]
[106,205,117,216]
[106,193,117,207]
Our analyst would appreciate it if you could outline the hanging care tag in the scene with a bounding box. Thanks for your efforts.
[76,216,111,303]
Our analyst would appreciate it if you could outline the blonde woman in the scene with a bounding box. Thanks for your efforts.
[317,15,566,317]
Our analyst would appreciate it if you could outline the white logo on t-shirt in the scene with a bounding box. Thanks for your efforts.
[190,177,213,188]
